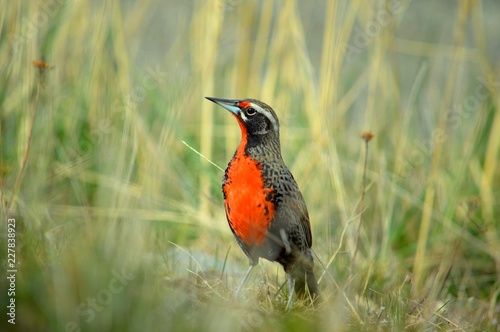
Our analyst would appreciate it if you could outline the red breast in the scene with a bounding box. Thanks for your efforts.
[223,139,275,246]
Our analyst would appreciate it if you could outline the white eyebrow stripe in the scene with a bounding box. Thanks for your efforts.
[253,104,279,132]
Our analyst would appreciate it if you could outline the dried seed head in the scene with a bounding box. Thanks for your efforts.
[467,196,480,212]
[361,131,374,142]
[32,57,52,75]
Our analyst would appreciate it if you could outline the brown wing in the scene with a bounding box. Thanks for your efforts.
[290,190,313,248]
[263,163,313,251]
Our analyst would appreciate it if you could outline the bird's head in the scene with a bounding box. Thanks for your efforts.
[206,97,280,137]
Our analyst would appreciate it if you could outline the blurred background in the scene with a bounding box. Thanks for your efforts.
[1,0,499,331]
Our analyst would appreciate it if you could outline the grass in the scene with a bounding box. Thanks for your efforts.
[1,0,499,331]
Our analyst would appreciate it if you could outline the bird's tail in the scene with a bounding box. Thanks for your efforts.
[290,251,320,301]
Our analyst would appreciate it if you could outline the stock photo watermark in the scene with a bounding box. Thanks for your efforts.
[396,74,498,178]
[56,65,167,172]
[6,218,17,325]
[9,0,67,51]
[342,0,410,64]
[237,309,264,332]
[217,0,243,12]
[65,268,135,332]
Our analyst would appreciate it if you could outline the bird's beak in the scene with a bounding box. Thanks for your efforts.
[205,97,241,115]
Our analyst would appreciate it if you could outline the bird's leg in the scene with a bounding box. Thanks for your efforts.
[286,273,295,311]
[236,265,255,299]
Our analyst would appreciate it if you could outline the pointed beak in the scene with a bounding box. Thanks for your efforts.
[205,97,241,115]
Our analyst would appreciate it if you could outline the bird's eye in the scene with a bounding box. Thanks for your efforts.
[246,107,257,116]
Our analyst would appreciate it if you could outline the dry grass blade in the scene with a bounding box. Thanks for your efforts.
[0,1,498,331]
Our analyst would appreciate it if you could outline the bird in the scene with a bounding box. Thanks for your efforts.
[206,97,319,307]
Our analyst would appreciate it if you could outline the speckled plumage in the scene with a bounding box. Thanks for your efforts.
[207,97,319,302]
